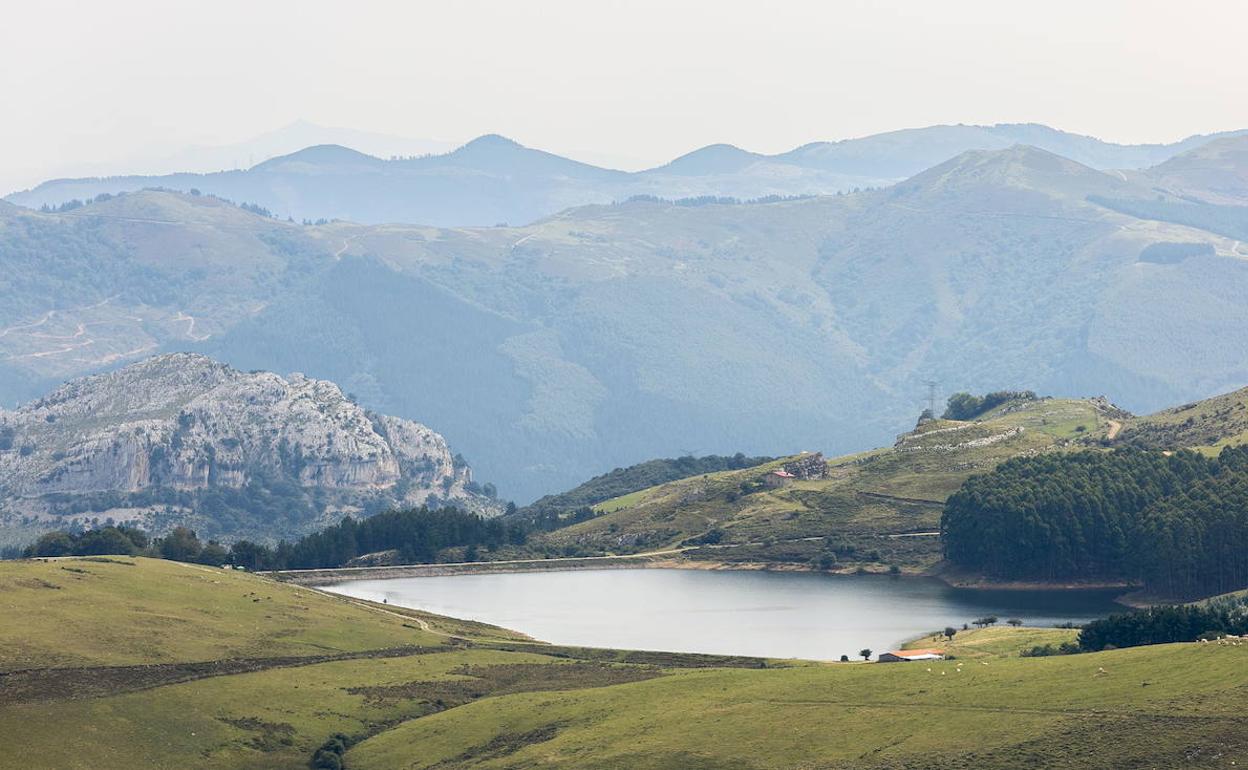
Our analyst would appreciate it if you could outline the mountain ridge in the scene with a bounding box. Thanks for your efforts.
[10,123,1247,226]
[2,141,1247,501]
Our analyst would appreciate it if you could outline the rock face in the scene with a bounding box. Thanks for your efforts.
[0,354,487,542]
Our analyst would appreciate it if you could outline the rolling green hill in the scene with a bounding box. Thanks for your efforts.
[538,396,1113,572]
[2,557,1245,770]
[537,384,1248,579]
[1114,385,1248,452]
[517,453,773,522]
[1141,134,1248,205]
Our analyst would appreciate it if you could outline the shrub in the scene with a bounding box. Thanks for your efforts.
[943,390,1037,420]
[1020,642,1080,657]
[310,733,352,770]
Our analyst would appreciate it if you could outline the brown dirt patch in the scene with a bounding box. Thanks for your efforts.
[431,721,570,767]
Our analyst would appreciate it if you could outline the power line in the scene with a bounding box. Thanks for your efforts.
[922,380,939,415]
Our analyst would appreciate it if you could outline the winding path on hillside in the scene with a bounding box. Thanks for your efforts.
[334,234,359,259]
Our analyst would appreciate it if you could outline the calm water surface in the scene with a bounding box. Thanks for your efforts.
[324,568,1123,660]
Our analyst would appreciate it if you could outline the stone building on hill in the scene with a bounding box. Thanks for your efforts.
[783,452,828,480]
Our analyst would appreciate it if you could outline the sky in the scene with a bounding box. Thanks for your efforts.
[2,0,1247,193]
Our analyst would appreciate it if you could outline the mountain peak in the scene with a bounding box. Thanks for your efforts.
[463,133,522,149]
[449,134,527,158]
[899,143,1121,198]
[655,144,761,176]
[254,144,383,170]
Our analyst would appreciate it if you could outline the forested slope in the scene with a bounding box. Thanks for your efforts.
[943,447,1248,598]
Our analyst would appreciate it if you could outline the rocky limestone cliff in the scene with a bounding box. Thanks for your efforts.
[0,354,493,543]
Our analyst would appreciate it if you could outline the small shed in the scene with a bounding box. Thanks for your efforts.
[878,648,945,663]
[763,469,796,488]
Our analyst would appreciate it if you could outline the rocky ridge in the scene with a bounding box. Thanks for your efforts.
[0,354,491,543]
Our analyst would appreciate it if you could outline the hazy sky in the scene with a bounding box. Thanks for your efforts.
[3,0,1246,192]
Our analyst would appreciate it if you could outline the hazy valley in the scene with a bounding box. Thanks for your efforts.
[3,134,1248,500]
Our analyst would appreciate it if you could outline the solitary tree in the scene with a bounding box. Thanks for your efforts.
[859,648,872,661]
[944,626,958,641]
[1007,618,1023,627]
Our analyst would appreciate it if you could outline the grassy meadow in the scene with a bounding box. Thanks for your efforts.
[348,641,1248,770]
[2,556,1246,769]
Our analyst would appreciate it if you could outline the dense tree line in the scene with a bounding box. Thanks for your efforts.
[20,507,529,571]
[24,525,230,566]
[942,390,1037,421]
[517,453,772,525]
[1078,598,1248,651]
[943,447,1248,597]
[229,507,527,570]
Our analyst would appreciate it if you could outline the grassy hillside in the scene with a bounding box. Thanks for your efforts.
[517,453,773,521]
[347,640,1248,770]
[1143,134,1248,205]
[536,384,1248,577]
[0,557,757,769]
[1114,385,1248,453]
[540,397,1110,572]
[903,626,1079,659]
[0,556,513,672]
[3,556,1246,770]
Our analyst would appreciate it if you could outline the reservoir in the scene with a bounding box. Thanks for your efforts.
[324,568,1123,660]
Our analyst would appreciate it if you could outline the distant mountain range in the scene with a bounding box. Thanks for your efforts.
[8,124,1246,227]
[2,135,1248,501]
[0,354,494,546]
[0,120,458,199]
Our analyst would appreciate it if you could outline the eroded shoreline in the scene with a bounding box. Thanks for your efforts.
[269,554,1140,606]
